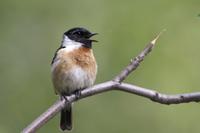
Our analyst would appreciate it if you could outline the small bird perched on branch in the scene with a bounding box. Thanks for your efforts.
[51,27,98,131]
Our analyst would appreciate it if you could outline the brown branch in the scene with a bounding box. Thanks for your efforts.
[113,30,164,82]
[22,81,200,133]
[22,30,200,133]
[115,83,200,104]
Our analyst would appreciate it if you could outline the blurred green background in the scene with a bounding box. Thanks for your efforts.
[1,0,200,133]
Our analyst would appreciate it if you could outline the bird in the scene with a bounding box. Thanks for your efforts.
[51,27,98,131]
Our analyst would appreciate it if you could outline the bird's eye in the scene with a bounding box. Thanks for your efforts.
[77,31,82,35]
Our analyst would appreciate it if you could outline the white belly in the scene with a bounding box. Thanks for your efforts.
[52,65,95,95]
[62,67,94,93]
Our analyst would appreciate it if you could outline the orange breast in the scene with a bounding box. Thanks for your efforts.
[51,47,97,95]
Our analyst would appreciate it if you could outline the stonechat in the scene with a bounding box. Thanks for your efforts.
[51,27,98,131]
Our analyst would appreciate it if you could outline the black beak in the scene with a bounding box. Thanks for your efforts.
[88,33,98,42]
[89,33,98,38]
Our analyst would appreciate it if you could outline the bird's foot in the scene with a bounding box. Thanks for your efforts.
[74,90,82,100]
[61,95,69,104]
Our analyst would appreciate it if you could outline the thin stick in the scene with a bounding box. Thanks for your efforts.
[22,30,200,133]
[22,81,200,133]
[22,32,162,133]
[113,30,164,82]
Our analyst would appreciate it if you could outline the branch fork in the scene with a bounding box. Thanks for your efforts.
[22,30,200,133]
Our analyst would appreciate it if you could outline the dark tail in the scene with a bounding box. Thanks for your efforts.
[60,104,72,131]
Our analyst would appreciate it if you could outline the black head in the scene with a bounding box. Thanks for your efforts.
[64,27,98,48]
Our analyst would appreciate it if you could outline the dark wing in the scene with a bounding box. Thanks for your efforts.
[51,45,66,65]
[51,52,57,65]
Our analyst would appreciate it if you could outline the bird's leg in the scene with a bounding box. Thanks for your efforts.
[74,88,84,100]
[60,94,69,105]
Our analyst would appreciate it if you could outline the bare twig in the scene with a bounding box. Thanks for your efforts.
[115,83,200,104]
[22,81,200,133]
[22,30,200,133]
[113,30,164,82]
